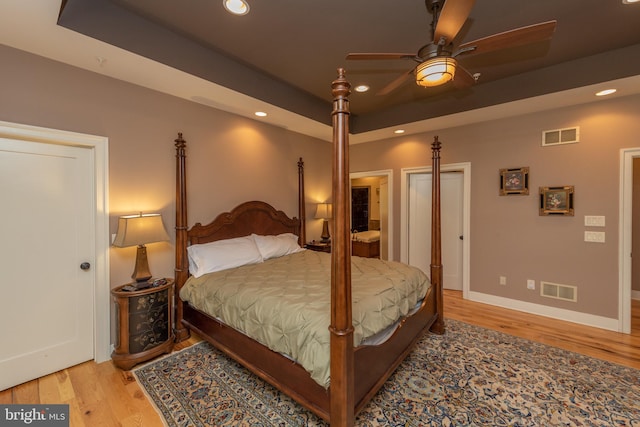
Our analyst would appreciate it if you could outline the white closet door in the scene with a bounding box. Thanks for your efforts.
[408,171,464,290]
[0,137,94,390]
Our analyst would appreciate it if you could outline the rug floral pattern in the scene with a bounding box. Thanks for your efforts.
[134,319,640,426]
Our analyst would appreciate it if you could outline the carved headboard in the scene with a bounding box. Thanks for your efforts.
[188,200,301,245]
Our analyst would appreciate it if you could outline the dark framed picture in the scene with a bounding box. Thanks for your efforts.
[539,186,574,216]
[499,167,529,195]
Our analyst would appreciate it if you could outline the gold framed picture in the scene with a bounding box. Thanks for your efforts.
[499,167,529,195]
[539,186,574,216]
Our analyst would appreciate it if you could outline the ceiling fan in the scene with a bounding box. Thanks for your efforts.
[346,0,556,95]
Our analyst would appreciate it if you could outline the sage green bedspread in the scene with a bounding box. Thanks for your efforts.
[179,249,430,388]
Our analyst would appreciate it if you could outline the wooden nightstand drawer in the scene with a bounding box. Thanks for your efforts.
[129,289,169,312]
[129,322,170,353]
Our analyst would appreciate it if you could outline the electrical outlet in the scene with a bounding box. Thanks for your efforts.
[527,279,535,290]
[499,276,507,285]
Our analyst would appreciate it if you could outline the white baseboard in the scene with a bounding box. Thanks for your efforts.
[467,291,620,332]
[632,290,640,300]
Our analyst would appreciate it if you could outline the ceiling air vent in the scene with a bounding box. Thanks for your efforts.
[542,127,579,146]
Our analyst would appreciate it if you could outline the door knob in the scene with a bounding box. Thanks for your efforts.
[80,262,91,270]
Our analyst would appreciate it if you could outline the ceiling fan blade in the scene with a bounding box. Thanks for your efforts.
[433,0,476,45]
[456,20,557,57]
[346,53,416,61]
[452,66,476,88]
[377,68,414,96]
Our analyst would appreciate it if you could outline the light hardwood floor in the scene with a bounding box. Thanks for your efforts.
[1,290,638,426]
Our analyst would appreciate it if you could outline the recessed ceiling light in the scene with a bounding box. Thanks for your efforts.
[623,0,639,4]
[394,129,405,134]
[595,89,617,97]
[223,0,250,15]
[354,85,370,93]
[255,111,267,117]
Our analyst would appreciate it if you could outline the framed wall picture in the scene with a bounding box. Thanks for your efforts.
[539,186,574,216]
[499,167,529,195]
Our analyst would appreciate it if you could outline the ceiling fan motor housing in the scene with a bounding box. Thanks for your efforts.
[418,43,452,62]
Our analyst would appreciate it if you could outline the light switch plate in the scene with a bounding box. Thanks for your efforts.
[584,215,605,227]
[584,231,605,243]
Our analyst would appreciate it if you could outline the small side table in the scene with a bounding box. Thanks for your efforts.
[305,241,331,253]
[111,278,174,370]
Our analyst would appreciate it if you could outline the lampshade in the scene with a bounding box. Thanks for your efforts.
[113,213,170,248]
[415,57,457,87]
[314,203,332,220]
[113,213,170,283]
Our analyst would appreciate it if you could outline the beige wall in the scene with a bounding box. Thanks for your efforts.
[0,45,332,288]
[351,94,640,319]
[3,43,639,323]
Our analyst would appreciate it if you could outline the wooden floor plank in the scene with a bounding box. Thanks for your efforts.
[0,292,637,426]
[37,371,61,404]
[12,380,39,404]
[68,361,119,427]
[0,388,12,404]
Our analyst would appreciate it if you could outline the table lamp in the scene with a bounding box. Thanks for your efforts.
[113,213,170,283]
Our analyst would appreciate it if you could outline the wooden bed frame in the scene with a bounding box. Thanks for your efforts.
[173,68,443,427]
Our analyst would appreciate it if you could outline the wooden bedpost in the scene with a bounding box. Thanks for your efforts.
[430,136,445,335]
[329,68,354,427]
[297,157,306,246]
[174,133,191,342]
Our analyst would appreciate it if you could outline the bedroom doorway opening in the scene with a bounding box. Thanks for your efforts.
[620,147,640,334]
[400,163,471,297]
[0,121,110,390]
[350,170,392,260]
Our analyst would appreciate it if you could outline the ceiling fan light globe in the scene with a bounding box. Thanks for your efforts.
[416,57,456,87]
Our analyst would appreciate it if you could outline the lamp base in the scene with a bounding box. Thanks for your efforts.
[320,220,331,243]
[131,244,153,283]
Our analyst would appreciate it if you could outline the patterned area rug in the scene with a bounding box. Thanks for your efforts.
[133,319,640,426]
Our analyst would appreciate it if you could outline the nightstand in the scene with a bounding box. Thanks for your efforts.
[305,241,331,253]
[111,278,174,370]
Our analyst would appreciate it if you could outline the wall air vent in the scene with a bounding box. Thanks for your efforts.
[542,127,579,146]
[540,281,577,302]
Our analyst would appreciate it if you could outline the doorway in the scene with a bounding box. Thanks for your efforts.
[401,162,471,297]
[0,121,110,390]
[620,148,640,333]
[350,170,392,260]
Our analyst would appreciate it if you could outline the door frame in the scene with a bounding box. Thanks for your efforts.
[350,169,393,260]
[400,162,471,298]
[619,147,639,334]
[0,120,111,363]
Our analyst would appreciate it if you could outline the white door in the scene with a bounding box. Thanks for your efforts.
[0,138,95,390]
[408,171,464,290]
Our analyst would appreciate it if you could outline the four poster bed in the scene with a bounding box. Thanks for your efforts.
[173,69,444,426]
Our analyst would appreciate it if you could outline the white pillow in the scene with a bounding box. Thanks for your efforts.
[251,233,304,260]
[187,235,263,278]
